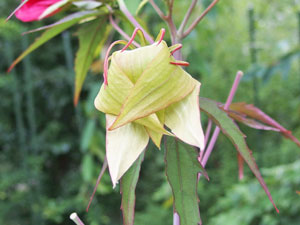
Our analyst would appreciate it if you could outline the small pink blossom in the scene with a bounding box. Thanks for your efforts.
[15,0,63,22]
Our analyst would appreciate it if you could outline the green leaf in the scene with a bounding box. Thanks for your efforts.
[8,10,101,72]
[199,97,279,213]
[74,17,109,105]
[136,0,149,15]
[120,151,145,225]
[165,137,208,225]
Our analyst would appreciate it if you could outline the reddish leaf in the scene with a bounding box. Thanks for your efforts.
[229,102,300,147]
[200,97,279,213]
[227,110,280,132]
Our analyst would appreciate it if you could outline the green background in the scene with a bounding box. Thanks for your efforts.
[0,0,300,224]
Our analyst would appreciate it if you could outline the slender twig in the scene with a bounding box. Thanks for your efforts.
[109,14,141,47]
[201,71,243,167]
[178,0,198,36]
[149,0,166,20]
[167,0,175,17]
[70,213,85,225]
[204,119,212,148]
[199,119,212,161]
[86,158,108,212]
[118,0,154,44]
[182,0,219,39]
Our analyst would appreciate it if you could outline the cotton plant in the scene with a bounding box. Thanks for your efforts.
[7,0,300,225]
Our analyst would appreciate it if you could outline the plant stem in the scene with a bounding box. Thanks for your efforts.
[86,158,108,212]
[178,0,198,36]
[109,14,141,47]
[149,0,179,46]
[199,119,212,161]
[182,0,219,39]
[70,213,85,225]
[118,0,154,44]
[201,71,243,167]
[149,0,166,20]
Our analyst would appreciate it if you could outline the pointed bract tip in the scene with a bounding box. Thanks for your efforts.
[157,28,166,45]
[170,61,190,67]
[73,95,79,107]
[170,44,182,55]
[7,64,15,73]
[121,27,142,52]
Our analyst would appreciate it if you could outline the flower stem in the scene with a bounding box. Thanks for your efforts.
[201,71,243,167]
[149,0,166,20]
[109,14,141,47]
[86,158,108,212]
[178,0,198,36]
[118,0,154,44]
[182,0,220,39]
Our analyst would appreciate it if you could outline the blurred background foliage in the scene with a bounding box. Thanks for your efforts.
[0,0,300,224]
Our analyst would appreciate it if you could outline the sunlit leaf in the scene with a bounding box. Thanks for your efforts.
[74,17,109,105]
[8,10,101,72]
[136,0,149,15]
[165,137,208,225]
[199,97,279,213]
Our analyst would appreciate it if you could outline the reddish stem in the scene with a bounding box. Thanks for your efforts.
[109,14,141,48]
[201,71,243,167]
[170,61,189,66]
[86,158,108,212]
[170,44,183,55]
[121,28,142,52]
[157,28,166,45]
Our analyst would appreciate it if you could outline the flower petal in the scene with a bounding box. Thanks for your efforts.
[15,0,63,22]
[109,41,196,130]
[106,114,149,187]
[165,83,205,150]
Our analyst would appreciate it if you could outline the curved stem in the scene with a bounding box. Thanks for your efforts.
[118,0,154,44]
[109,14,141,47]
[182,0,219,39]
[201,71,243,167]
[86,158,108,212]
[149,0,166,20]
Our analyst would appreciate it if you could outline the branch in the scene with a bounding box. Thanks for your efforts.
[201,71,243,167]
[149,0,167,20]
[118,0,154,44]
[109,14,141,48]
[177,0,198,36]
[167,0,175,17]
[182,0,219,39]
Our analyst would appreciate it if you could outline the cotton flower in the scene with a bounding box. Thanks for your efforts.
[94,29,205,187]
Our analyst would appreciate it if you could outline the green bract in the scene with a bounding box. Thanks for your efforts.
[94,37,204,187]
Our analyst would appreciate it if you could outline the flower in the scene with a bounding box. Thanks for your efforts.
[94,29,205,187]
[15,0,64,22]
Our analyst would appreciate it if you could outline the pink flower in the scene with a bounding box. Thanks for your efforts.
[15,0,63,22]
